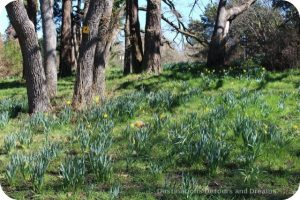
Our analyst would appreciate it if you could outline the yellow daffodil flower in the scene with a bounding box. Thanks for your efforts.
[94,96,100,104]
[130,123,135,128]
[66,100,71,106]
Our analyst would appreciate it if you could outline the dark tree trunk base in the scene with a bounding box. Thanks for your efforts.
[143,0,162,74]
[6,0,51,113]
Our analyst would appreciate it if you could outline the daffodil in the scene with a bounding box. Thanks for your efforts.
[94,96,100,104]
[293,125,299,129]
[103,113,108,118]
[66,100,72,106]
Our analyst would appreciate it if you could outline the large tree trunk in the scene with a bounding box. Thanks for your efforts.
[127,0,144,73]
[6,0,50,113]
[207,0,228,68]
[59,0,74,77]
[83,0,90,21]
[76,0,82,45]
[93,5,124,103]
[93,0,114,103]
[71,0,82,67]
[143,0,162,74]
[25,0,38,30]
[23,0,38,78]
[124,13,132,75]
[207,0,256,68]
[72,0,106,109]
[40,0,57,98]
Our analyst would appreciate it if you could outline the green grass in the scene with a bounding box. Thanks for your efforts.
[0,64,300,199]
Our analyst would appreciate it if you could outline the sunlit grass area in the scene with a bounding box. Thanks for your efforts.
[0,64,300,199]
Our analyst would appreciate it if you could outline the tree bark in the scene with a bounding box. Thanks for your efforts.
[59,0,74,77]
[71,17,78,70]
[40,0,57,98]
[207,0,228,68]
[6,0,50,113]
[26,0,38,30]
[127,0,144,73]
[83,0,90,21]
[93,0,114,103]
[24,0,38,78]
[207,0,256,68]
[143,0,162,74]
[76,0,82,45]
[124,13,132,75]
[71,0,82,65]
[72,0,106,109]
[93,6,124,102]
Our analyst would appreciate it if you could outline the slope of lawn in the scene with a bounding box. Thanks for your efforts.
[0,63,300,200]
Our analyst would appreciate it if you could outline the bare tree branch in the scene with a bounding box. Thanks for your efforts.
[162,0,182,18]
[161,14,207,45]
[189,0,200,17]
[139,6,208,46]
[227,0,257,21]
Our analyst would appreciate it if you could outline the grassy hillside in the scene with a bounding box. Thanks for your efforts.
[0,64,300,199]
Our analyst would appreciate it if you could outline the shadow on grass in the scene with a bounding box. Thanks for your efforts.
[107,69,124,81]
[115,73,224,97]
[0,80,25,90]
[114,62,282,93]
[256,73,290,91]
[114,62,300,98]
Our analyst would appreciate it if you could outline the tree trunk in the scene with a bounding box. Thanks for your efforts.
[76,0,82,45]
[83,0,90,21]
[93,0,114,103]
[124,11,132,75]
[207,0,228,68]
[93,5,123,103]
[23,0,38,78]
[71,17,78,70]
[72,0,106,109]
[72,0,83,62]
[143,0,162,74]
[40,0,57,98]
[127,0,144,73]
[26,0,38,30]
[207,0,257,68]
[6,0,50,113]
[59,0,73,77]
